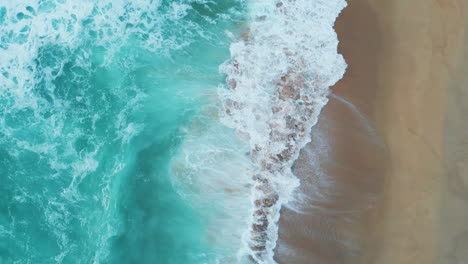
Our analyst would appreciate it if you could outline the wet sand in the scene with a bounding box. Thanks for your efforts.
[274,94,387,264]
[441,2,468,262]
[276,0,468,263]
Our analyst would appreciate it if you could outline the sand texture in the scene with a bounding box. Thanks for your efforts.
[276,0,468,263]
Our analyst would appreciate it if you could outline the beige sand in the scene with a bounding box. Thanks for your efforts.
[276,0,468,263]
[361,1,467,263]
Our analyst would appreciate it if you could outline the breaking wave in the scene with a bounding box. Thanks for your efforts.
[219,0,347,262]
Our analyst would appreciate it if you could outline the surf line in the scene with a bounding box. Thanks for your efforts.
[219,0,348,263]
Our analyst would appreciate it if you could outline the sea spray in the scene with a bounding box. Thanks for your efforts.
[219,0,347,262]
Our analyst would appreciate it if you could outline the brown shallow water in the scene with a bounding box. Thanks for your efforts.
[275,0,468,263]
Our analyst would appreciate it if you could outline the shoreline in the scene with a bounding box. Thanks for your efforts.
[276,1,387,262]
[276,0,468,263]
[220,1,347,262]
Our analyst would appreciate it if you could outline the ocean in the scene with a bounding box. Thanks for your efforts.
[0,1,346,263]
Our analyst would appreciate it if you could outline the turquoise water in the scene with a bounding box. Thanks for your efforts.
[0,1,251,263]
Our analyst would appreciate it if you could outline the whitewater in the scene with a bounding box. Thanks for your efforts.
[0,0,346,264]
[219,0,347,262]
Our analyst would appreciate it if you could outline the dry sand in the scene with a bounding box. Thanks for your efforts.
[276,0,468,263]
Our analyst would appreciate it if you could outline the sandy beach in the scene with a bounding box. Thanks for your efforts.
[276,0,468,263]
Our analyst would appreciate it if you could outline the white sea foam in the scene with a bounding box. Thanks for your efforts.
[0,0,192,107]
[219,0,347,262]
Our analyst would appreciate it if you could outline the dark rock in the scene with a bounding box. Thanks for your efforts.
[276,153,284,161]
[251,245,266,252]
